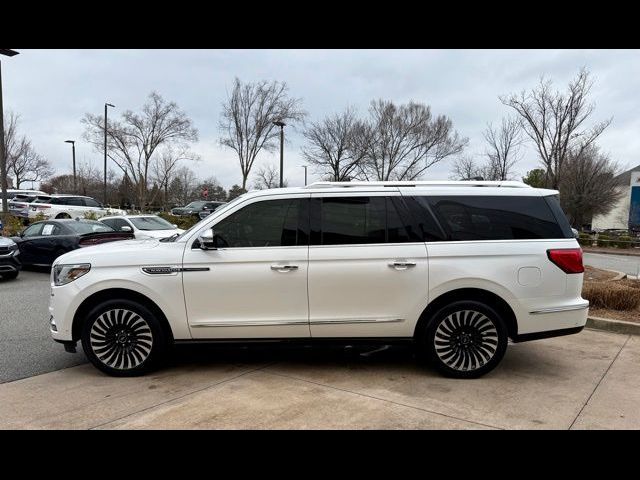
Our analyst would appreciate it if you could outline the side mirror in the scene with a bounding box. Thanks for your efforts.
[172,224,178,229]
[121,226,133,232]
[198,229,217,250]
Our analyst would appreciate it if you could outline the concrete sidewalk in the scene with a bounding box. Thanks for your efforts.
[1,329,638,429]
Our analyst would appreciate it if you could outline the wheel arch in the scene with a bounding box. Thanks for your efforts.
[414,288,518,340]
[71,288,174,342]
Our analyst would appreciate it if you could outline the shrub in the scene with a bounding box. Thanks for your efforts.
[157,212,199,230]
[596,234,612,247]
[582,281,640,311]
[616,235,632,249]
[578,233,593,247]
[0,215,25,237]
[83,211,100,220]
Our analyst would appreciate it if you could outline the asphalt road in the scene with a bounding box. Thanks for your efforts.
[584,252,640,277]
[0,269,87,383]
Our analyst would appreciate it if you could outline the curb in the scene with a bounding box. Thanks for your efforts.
[587,316,640,336]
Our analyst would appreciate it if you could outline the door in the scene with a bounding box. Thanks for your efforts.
[182,194,311,339]
[308,194,429,338]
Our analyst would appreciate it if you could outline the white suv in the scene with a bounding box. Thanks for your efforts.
[29,195,126,220]
[49,181,588,378]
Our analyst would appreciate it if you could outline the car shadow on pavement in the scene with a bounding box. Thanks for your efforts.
[166,343,418,370]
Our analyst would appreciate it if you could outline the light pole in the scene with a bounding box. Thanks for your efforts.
[272,120,285,188]
[0,49,19,219]
[104,102,115,205]
[300,165,308,186]
[64,140,76,193]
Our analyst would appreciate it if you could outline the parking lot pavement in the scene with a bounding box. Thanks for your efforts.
[0,328,637,429]
[0,270,87,383]
[584,252,640,277]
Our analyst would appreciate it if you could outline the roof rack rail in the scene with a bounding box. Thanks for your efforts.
[304,180,531,189]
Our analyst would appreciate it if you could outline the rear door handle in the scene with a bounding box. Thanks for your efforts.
[271,265,299,272]
[389,261,417,270]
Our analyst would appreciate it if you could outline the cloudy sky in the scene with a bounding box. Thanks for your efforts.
[3,49,639,190]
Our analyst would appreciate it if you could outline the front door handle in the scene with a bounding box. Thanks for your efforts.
[389,261,417,270]
[271,264,299,272]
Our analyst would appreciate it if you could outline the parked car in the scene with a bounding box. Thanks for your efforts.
[49,180,587,378]
[12,219,134,267]
[100,215,184,239]
[9,193,49,220]
[198,201,226,220]
[171,201,223,218]
[0,236,21,280]
[28,195,126,220]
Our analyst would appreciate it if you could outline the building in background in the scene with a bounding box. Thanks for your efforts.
[592,165,640,231]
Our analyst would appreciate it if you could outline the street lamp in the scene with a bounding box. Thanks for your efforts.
[104,102,115,205]
[0,49,19,219]
[272,120,286,188]
[300,165,308,186]
[64,140,76,193]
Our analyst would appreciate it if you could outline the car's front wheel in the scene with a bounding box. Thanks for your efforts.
[420,300,508,379]
[81,299,167,376]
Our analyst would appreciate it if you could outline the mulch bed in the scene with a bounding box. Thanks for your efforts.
[583,266,640,324]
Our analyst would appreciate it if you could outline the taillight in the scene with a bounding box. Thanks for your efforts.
[547,248,584,274]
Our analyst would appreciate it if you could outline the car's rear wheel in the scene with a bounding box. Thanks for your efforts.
[56,213,71,219]
[1,271,19,280]
[420,300,508,379]
[81,299,167,377]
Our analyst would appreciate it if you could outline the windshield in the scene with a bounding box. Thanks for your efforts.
[130,216,175,231]
[66,221,115,234]
[185,201,206,208]
[170,194,248,242]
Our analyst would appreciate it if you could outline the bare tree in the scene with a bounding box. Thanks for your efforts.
[151,146,199,210]
[301,108,365,181]
[83,92,198,211]
[168,166,199,206]
[483,117,523,181]
[356,100,467,181]
[219,78,305,189]
[3,112,53,188]
[501,68,611,188]
[449,156,487,180]
[253,163,288,189]
[559,145,623,228]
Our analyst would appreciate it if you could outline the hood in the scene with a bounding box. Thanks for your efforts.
[0,237,17,247]
[54,237,185,267]
[136,229,183,239]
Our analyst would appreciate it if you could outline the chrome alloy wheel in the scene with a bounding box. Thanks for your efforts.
[89,309,153,370]
[434,310,499,372]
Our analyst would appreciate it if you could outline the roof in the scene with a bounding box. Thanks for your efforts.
[243,180,556,198]
[615,165,640,186]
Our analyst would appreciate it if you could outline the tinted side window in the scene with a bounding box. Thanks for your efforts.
[320,197,386,245]
[387,197,422,243]
[213,198,305,248]
[84,198,100,207]
[62,197,84,207]
[544,195,574,238]
[405,196,446,241]
[427,196,566,240]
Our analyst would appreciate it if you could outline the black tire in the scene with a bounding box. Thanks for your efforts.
[1,271,19,280]
[56,213,71,219]
[81,299,168,377]
[419,300,508,379]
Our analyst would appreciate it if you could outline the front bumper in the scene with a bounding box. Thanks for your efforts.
[0,251,21,274]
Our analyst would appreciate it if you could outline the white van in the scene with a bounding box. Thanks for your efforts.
[49,181,588,378]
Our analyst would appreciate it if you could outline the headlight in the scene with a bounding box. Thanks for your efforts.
[53,263,91,286]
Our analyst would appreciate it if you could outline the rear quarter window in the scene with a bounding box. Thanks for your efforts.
[426,195,570,241]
